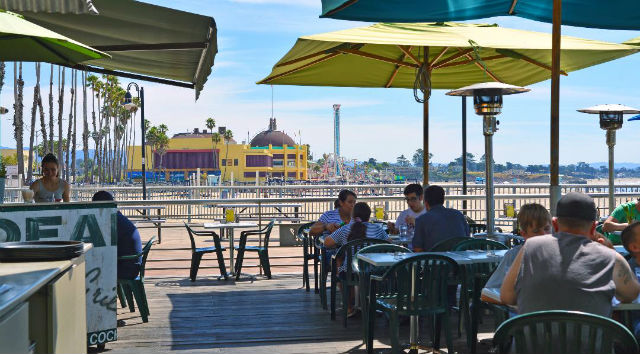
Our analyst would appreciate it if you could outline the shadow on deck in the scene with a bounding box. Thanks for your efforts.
[108,275,495,354]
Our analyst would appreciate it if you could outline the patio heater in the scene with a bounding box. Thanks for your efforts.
[122,82,147,201]
[447,83,529,236]
[577,104,640,214]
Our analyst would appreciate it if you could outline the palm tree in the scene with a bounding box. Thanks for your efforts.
[65,69,75,181]
[205,117,216,169]
[48,64,54,153]
[211,132,221,169]
[13,62,24,182]
[57,66,65,178]
[70,70,78,182]
[82,71,89,182]
[27,63,41,182]
[222,129,233,181]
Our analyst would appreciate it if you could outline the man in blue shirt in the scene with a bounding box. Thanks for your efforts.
[92,191,143,280]
[413,185,469,252]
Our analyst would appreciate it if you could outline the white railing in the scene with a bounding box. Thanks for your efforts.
[5,183,640,224]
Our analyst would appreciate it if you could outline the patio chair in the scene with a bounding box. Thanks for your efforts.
[366,254,459,354]
[469,223,487,234]
[234,220,275,280]
[453,239,509,342]
[429,236,471,252]
[493,310,639,354]
[184,223,228,281]
[117,236,156,323]
[356,244,412,342]
[296,221,317,292]
[330,238,390,327]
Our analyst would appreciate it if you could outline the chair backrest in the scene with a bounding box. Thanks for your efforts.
[493,310,639,354]
[429,236,472,252]
[183,222,198,251]
[336,238,390,280]
[261,220,276,248]
[469,223,487,234]
[453,238,509,252]
[139,236,156,279]
[296,221,315,241]
[378,254,459,313]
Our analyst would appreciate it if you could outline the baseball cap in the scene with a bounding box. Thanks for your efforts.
[555,192,597,221]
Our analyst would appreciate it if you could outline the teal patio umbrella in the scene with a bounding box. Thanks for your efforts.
[320,0,640,215]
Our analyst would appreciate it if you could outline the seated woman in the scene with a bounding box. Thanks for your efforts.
[324,202,389,316]
[30,153,70,203]
[310,189,356,237]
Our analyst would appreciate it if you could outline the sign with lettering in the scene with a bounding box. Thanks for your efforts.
[0,202,117,346]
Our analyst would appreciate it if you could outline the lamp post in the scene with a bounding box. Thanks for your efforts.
[577,104,640,214]
[447,83,529,236]
[122,83,147,200]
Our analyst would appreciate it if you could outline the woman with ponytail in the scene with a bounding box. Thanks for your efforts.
[324,202,388,250]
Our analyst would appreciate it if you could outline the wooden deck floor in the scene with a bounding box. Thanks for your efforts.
[106,275,497,354]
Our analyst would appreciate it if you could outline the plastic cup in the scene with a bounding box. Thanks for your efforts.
[21,188,34,203]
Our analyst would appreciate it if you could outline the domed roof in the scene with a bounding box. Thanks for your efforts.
[250,118,295,147]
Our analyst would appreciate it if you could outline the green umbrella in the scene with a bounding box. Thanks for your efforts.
[259,22,638,178]
[0,10,108,64]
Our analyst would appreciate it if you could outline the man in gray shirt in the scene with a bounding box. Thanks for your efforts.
[501,192,640,317]
[412,185,469,252]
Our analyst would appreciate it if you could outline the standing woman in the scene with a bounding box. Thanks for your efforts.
[30,153,70,202]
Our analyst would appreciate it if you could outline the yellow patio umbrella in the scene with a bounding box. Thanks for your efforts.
[259,22,639,183]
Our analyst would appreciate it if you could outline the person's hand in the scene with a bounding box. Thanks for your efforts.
[326,223,340,233]
[405,216,416,227]
[387,221,396,233]
[595,233,614,249]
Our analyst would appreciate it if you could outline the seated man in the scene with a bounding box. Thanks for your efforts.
[484,203,551,289]
[603,197,640,244]
[412,185,469,252]
[501,192,640,317]
[387,183,426,236]
[621,223,640,339]
[92,191,143,280]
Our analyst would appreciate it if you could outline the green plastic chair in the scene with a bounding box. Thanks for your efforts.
[429,236,472,252]
[453,238,509,342]
[366,254,459,354]
[356,244,412,344]
[493,310,639,354]
[234,220,275,280]
[296,221,317,292]
[184,223,228,281]
[117,236,156,323]
[330,238,390,327]
[469,223,487,234]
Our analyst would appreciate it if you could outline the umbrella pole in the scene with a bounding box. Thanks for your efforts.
[607,130,616,214]
[422,46,430,186]
[483,115,497,236]
[550,0,562,215]
[462,97,468,215]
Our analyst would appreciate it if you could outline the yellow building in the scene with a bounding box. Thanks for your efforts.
[127,118,308,182]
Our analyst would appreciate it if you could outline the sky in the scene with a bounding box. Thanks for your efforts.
[1,0,640,165]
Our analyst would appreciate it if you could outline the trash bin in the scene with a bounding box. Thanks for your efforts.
[279,223,302,246]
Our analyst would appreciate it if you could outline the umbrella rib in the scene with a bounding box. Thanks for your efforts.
[337,49,419,68]
[431,49,474,69]
[386,46,413,88]
[429,47,450,68]
[259,53,341,83]
[32,37,72,64]
[275,43,364,67]
[436,54,505,69]
[397,45,422,65]
[501,50,568,75]
[509,0,519,14]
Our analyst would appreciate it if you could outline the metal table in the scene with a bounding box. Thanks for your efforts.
[204,222,258,278]
[118,205,166,243]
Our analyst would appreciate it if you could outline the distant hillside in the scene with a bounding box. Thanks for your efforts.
[589,162,640,169]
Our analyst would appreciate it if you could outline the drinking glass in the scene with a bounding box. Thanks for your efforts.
[399,225,408,241]
[393,251,402,260]
[487,248,496,257]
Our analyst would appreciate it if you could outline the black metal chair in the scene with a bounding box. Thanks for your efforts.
[297,221,317,292]
[429,236,472,252]
[184,223,228,281]
[234,220,276,280]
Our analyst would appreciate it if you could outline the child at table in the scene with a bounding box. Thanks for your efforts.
[484,203,551,290]
[621,222,640,339]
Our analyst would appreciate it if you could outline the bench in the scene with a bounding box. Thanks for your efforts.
[132,218,166,243]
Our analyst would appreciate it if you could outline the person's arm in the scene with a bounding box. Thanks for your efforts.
[613,253,640,303]
[500,246,525,305]
[412,216,425,252]
[324,226,346,249]
[62,182,71,202]
[309,221,325,236]
[602,215,628,233]
[29,179,38,192]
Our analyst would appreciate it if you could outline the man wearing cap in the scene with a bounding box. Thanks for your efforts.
[501,192,640,316]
